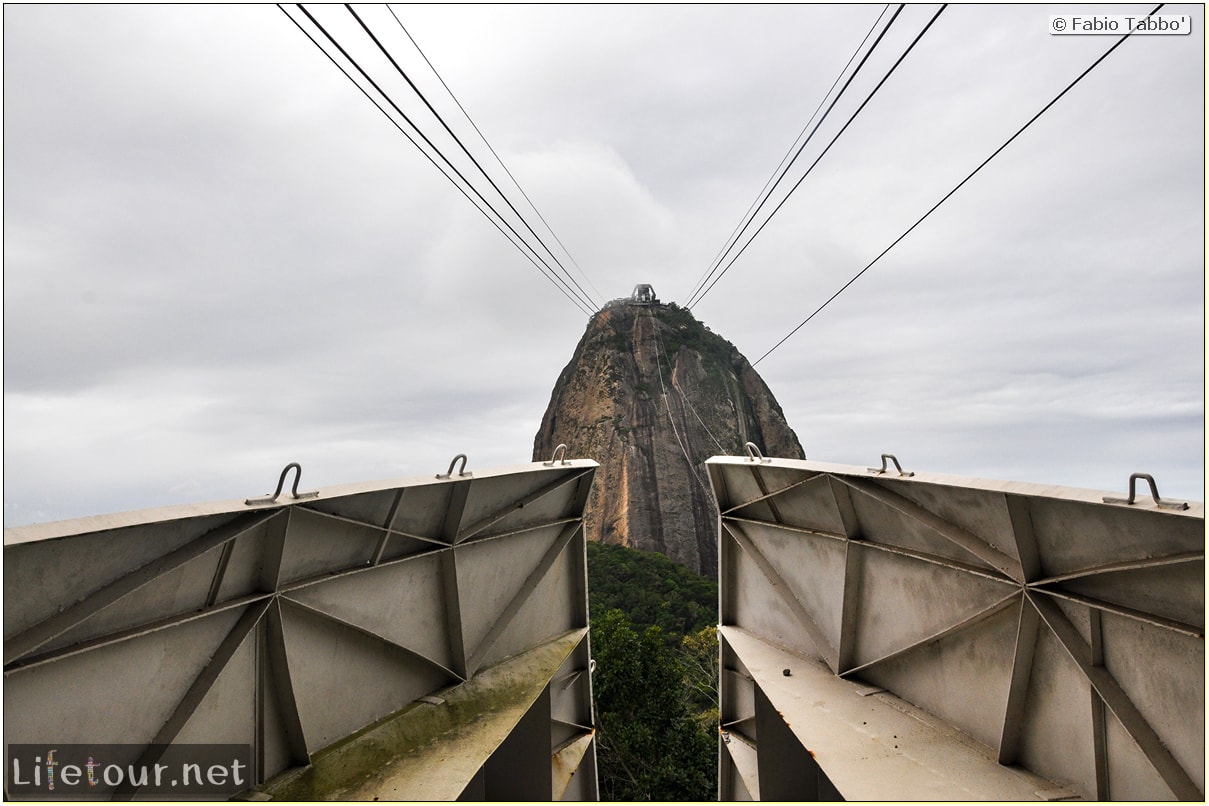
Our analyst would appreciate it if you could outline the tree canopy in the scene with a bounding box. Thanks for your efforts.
[587,541,719,801]
[587,540,717,640]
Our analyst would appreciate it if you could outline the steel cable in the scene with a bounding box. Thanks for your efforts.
[386,5,605,305]
[754,4,1164,366]
[347,4,600,313]
[684,3,901,309]
[691,4,948,311]
[285,4,595,316]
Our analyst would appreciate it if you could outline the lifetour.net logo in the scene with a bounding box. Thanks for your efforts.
[7,744,252,798]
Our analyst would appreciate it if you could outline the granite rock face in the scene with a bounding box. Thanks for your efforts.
[533,301,804,576]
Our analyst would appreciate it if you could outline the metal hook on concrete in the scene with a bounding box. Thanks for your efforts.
[1103,473,1188,511]
[868,454,914,477]
[744,442,770,463]
[245,462,319,506]
[544,443,571,467]
[437,453,472,479]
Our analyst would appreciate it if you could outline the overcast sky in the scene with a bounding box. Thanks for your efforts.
[4,3,1204,527]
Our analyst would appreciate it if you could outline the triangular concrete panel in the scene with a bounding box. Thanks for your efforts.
[762,472,848,535]
[1016,623,1097,797]
[472,471,589,541]
[856,597,1022,750]
[1056,560,1204,631]
[259,614,310,783]
[1105,710,1179,800]
[276,507,382,584]
[739,519,847,655]
[881,480,1024,569]
[475,538,580,671]
[306,488,399,528]
[214,518,275,602]
[278,600,451,754]
[716,465,775,519]
[1100,609,1205,787]
[173,627,258,746]
[285,551,454,672]
[40,541,225,654]
[457,469,583,540]
[1028,496,1205,579]
[846,482,1001,573]
[849,543,1017,670]
[3,606,245,746]
[3,513,236,639]
[454,524,564,660]
[389,482,460,543]
[725,528,825,663]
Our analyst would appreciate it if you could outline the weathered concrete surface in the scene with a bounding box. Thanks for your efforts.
[711,456,1205,801]
[721,626,1067,801]
[256,629,587,801]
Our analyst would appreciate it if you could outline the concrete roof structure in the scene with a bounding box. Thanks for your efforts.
[709,454,1203,801]
[6,436,1203,802]
[4,457,599,800]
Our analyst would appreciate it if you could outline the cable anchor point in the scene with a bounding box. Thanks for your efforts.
[544,444,571,467]
[744,442,771,463]
[868,454,914,477]
[437,453,472,479]
[1103,473,1188,511]
[245,462,319,506]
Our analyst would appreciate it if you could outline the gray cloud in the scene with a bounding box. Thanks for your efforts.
[4,3,1203,526]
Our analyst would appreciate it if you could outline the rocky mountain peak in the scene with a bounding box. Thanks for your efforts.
[533,297,804,576]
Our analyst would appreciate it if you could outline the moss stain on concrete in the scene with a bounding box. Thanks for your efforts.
[255,629,587,801]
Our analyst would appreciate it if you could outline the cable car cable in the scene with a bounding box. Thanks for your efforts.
[753,4,1164,366]
[691,4,948,312]
[287,4,595,316]
[684,3,901,309]
[346,5,600,312]
[387,5,605,305]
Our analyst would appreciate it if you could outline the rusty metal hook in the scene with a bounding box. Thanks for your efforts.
[245,462,319,506]
[1103,473,1188,511]
[868,454,914,477]
[543,444,570,467]
[437,453,472,479]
